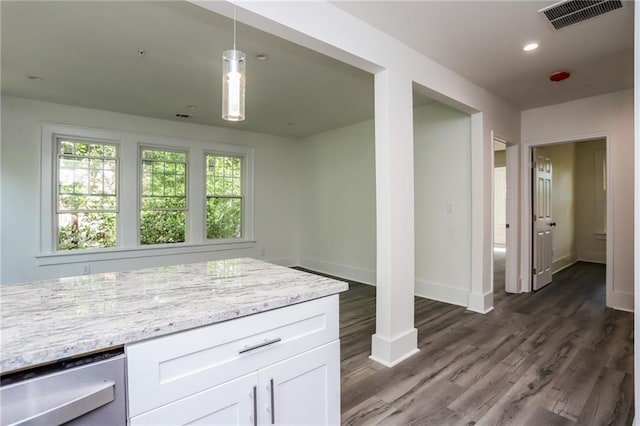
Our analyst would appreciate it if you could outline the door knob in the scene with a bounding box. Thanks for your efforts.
[550,222,557,227]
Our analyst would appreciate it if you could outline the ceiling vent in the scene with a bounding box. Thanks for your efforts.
[539,0,623,30]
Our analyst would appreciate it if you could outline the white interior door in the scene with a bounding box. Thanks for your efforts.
[532,147,554,290]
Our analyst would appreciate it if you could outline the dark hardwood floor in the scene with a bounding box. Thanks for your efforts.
[337,261,634,425]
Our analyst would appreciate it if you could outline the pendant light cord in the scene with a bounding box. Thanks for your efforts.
[233,0,237,50]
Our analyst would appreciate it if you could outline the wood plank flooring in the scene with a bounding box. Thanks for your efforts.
[334,262,634,425]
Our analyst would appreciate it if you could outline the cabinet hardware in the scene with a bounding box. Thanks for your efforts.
[270,378,275,424]
[252,386,258,426]
[238,338,282,354]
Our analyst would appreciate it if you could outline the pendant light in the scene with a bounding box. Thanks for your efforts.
[222,1,246,121]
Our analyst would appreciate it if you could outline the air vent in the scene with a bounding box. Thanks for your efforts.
[540,0,622,30]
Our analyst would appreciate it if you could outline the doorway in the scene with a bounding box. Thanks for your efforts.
[528,139,608,295]
[493,140,507,296]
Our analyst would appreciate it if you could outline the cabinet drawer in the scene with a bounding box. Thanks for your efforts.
[127,295,338,417]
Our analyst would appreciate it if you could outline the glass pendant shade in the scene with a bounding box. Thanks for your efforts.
[222,49,246,122]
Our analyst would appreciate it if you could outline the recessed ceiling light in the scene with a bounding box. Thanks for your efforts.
[186,105,198,110]
[523,43,539,52]
[255,53,269,61]
[27,75,45,82]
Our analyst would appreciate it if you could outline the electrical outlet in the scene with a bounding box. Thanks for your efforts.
[261,248,266,257]
[446,202,454,214]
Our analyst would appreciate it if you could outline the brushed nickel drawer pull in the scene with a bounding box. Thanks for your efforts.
[238,338,282,354]
[252,385,258,426]
[270,378,275,424]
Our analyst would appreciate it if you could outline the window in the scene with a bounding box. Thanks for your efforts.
[40,123,255,263]
[140,148,187,245]
[206,154,243,239]
[56,139,118,250]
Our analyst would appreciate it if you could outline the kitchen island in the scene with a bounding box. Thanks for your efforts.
[0,257,347,374]
[1,258,348,425]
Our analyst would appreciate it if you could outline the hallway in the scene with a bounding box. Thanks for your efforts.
[339,262,634,425]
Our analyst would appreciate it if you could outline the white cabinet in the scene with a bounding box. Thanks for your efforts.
[259,341,340,426]
[127,295,340,426]
[130,373,258,426]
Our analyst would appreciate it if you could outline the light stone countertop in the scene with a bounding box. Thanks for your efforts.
[0,258,348,374]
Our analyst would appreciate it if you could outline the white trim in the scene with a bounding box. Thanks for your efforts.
[414,279,468,307]
[40,122,255,261]
[491,132,519,295]
[577,258,606,265]
[265,256,298,268]
[35,240,257,266]
[608,290,633,312]
[370,328,419,367]
[298,257,376,286]
[520,132,614,309]
[505,143,520,293]
[467,291,494,314]
[552,252,578,273]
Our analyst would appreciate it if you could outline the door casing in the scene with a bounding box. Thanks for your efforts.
[520,133,612,305]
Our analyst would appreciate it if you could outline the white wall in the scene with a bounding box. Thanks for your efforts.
[414,103,471,306]
[494,167,507,247]
[1,96,300,284]
[297,102,473,307]
[194,0,520,319]
[297,120,377,284]
[575,139,607,263]
[522,89,634,311]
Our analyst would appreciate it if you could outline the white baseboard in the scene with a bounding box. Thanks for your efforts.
[415,278,468,308]
[608,290,634,312]
[552,253,578,274]
[468,291,494,314]
[370,328,419,367]
[577,249,606,264]
[266,256,298,267]
[297,257,376,285]
[577,257,607,265]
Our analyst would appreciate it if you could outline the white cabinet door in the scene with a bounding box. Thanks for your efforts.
[130,373,258,426]
[258,341,340,426]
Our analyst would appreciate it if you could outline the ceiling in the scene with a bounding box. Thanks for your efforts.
[1,1,374,139]
[333,0,634,110]
[2,1,634,139]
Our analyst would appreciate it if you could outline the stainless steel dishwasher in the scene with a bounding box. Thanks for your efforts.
[0,348,126,426]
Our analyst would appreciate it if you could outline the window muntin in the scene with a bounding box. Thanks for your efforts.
[206,154,243,239]
[140,148,188,245]
[56,139,118,250]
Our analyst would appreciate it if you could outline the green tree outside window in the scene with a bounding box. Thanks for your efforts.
[140,148,187,244]
[206,154,242,239]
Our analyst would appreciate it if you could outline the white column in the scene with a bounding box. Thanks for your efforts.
[468,114,493,313]
[370,69,419,367]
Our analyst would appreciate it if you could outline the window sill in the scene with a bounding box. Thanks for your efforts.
[36,240,257,266]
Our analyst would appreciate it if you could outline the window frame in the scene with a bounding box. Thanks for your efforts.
[138,145,189,246]
[38,123,255,266]
[204,152,246,242]
[55,137,120,250]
